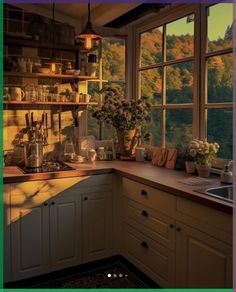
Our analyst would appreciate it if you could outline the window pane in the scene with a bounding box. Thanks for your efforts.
[207,108,232,159]
[207,4,233,53]
[207,53,232,103]
[166,14,194,61]
[88,82,100,101]
[140,68,162,104]
[166,62,193,104]
[87,111,100,140]
[166,109,193,147]
[142,108,161,146]
[140,26,163,67]
[102,38,125,81]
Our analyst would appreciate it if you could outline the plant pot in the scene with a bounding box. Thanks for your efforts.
[116,129,138,158]
[185,161,196,174]
[196,164,211,178]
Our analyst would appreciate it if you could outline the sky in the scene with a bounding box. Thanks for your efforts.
[166,3,233,41]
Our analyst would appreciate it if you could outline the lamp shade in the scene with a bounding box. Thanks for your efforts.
[75,3,101,50]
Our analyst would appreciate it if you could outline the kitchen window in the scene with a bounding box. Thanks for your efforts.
[87,37,126,139]
[138,12,195,149]
[137,3,233,159]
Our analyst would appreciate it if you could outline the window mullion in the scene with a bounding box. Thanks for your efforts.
[162,24,167,147]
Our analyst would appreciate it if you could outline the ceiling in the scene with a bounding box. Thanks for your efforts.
[37,3,141,27]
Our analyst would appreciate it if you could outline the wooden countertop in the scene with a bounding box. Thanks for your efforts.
[4,161,233,214]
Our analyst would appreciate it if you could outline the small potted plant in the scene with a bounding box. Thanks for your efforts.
[184,148,196,174]
[188,139,220,177]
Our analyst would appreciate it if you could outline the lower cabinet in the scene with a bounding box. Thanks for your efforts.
[82,191,113,263]
[176,222,232,288]
[11,194,50,281]
[6,175,113,283]
[122,177,232,288]
[123,225,175,288]
[50,194,81,272]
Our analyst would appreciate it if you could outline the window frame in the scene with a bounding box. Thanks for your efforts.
[135,4,233,160]
[136,4,200,147]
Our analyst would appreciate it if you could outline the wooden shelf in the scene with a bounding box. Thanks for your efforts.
[4,72,97,80]
[3,101,98,106]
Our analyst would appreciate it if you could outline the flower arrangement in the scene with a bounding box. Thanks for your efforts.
[92,85,151,156]
[92,85,151,132]
[188,139,220,166]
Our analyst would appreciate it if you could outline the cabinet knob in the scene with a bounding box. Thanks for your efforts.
[51,201,55,205]
[141,241,148,248]
[141,210,148,217]
[169,224,174,229]
[141,190,148,196]
[84,197,88,201]
[176,227,181,232]
[43,202,48,206]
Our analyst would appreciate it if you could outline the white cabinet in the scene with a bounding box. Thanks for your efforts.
[50,194,81,272]
[5,174,113,282]
[11,193,50,281]
[176,222,232,288]
[82,190,113,262]
[122,177,232,288]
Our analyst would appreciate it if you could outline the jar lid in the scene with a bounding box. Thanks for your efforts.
[98,147,105,150]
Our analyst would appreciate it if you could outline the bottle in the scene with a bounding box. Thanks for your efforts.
[97,147,106,161]
[220,164,233,184]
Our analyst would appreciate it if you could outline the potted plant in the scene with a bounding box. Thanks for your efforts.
[92,85,151,158]
[184,148,196,174]
[188,139,220,177]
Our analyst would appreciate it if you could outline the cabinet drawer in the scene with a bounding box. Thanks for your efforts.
[123,198,175,251]
[123,178,175,214]
[123,225,175,288]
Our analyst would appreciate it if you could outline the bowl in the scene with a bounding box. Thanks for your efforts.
[38,68,50,74]
[65,69,75,75]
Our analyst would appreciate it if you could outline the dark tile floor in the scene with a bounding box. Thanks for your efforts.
[5,256,161,289]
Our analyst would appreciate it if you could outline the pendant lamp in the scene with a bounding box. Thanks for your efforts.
[75,1,101,50]
[46,2,62,73]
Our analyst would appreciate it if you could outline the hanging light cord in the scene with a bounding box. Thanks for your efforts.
[88,0,91,24]
[52,2,55,59]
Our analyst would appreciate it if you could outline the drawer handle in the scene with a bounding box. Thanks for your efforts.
[43,202,48,206]
[51,202,55,205]
[141,190,148,196]
[141,210,148,217]
[169,224,174,229]
[84,197,88,201]
[176,227,181,232]
[141,241,148,248]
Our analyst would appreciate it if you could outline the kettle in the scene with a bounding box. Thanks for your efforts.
[220,164,233,184]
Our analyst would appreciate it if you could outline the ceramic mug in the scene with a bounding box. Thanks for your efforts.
[88,149,97,163]
[11,87,25,101]
[135,147,145,162]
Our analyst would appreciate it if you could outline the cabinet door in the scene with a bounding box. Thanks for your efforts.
[82,191,113,262]
[176,222,232,288]
[11,195,50,281]
[50,194,81,271]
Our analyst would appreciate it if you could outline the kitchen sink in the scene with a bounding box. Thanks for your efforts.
[196,185,233,202]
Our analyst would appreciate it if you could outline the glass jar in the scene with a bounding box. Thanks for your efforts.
[97,147,106,161]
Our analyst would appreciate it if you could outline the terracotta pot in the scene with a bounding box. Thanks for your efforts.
[185,161,196,174]
[196,164,211,178]
[116,129,138,157]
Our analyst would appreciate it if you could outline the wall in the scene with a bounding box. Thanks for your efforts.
[3,4,78,165]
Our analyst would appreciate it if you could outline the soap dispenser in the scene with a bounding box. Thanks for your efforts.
[220,164,233,184]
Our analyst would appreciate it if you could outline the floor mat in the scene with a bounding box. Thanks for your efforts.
[30,262,149,288]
